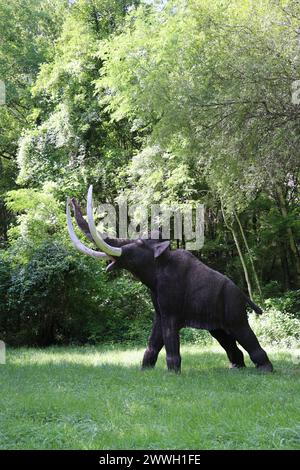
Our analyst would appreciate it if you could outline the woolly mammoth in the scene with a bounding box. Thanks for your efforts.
[66,186,273,373]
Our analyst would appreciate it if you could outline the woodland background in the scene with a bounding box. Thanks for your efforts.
[0,0,300,346]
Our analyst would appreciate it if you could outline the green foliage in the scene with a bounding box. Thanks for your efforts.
[264,290,300,318]
[250,309,300,348]
[1,0,300,346]
[100,0,300,204]
[0,253,11,317]
[180,328,212,346]
[2,242,97,345]
[18,0,140,196]
[1,240,153,346]
[0,0,69,243]
[6,183,65,256]
[85,273,153,344]
[0,0,67,134]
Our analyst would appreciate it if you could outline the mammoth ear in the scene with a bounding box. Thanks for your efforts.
[153,240,170,258]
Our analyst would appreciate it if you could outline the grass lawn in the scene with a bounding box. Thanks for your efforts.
[0,344,299,450]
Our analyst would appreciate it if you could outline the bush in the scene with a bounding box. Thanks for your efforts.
[250,308,300,348]
[86,273,153,345]
[261,281,284,299]
[1,241,300,348]
[263,290,300,318]
[180,328,212,345]
[2,242,96,345]
[0,241,153,346]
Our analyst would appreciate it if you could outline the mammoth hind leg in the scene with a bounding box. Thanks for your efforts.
[231,325,273,372]
[209,329,246,368]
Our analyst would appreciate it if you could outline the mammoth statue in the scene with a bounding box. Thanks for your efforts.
[66,186,273,373]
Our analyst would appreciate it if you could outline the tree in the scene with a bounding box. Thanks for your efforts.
[99,0,300,290]
[17,0,140,201]
[0,0,68,242]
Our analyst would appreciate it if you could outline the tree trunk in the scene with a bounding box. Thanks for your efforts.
[221,202,253,300]
[276,186,300,287]
[280,241,290,290]
[0,199,9,244]
[234,210,263,299]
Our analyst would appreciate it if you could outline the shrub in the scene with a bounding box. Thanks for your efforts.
[261,281,284,299]
[250,308,300,348]
[86,273,153,345]
[2,240,300,348]
[263,290,300,318]
[180,328,212,345]
[3,242,97,345]
[0,241,153,346]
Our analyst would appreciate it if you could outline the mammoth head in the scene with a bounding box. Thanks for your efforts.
[66,186,170,275]
[106,238,171,273]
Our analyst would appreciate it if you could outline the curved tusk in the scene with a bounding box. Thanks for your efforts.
[87,185,122,257]
[66,198,109,259]
[70,197,94,243]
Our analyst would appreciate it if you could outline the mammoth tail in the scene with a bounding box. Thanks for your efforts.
[245,296,263,315]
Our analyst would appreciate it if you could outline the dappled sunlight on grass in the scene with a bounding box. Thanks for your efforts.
[8,346,145,368]
[8,344,300,374]
[1,345,300,450]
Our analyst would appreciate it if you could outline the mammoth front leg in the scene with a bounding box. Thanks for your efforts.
[142,314,164,369]
[155,293,181,373]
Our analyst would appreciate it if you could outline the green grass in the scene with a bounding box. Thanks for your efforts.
[1,344,300,450]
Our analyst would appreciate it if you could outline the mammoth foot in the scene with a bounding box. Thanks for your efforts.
[257,362,274,373]
[141,364,155,371]
[141,347,159,369]
[229,363,246,369]
[166,355,181,374]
